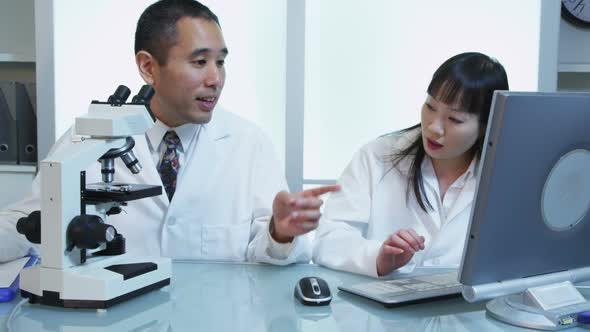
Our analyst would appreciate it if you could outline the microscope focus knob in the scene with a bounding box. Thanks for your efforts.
[67,215,117,250]
[16,210,41,244]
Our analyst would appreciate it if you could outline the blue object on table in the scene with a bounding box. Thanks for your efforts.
[579,311,590,324]
[0,256,38,303]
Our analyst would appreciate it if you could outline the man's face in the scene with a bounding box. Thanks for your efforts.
[420,95,480,161]
[151,17,227,126]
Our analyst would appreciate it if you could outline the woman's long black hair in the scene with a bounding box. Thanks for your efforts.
[390,52,509,212]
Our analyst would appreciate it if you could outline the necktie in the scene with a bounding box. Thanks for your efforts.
[158,131,181,201]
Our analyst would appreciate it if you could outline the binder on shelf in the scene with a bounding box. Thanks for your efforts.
[0,83,18,164]
[0,81,37,165]
[18,83,37,164]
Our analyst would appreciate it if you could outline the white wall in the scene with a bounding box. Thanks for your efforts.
[303,0,555,181]
[205,0,287,166]
[33,0,563,186]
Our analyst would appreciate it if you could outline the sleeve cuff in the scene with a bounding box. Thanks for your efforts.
[365,240,382,278]
[266,228,295,259]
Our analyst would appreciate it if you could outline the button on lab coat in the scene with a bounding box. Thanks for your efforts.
[313,129,477,277]
[0,109,311,264]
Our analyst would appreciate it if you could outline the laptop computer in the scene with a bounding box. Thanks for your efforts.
[338,271,462,307]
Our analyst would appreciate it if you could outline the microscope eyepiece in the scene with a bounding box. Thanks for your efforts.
[131,85,155,104]
[107,85,131,105]
[132,84,156,122]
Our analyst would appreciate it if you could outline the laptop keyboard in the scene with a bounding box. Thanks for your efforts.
[349,271,461,298]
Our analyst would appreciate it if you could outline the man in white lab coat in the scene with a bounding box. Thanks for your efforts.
[0,0,338,264]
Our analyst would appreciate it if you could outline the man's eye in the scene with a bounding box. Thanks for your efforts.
[217,60,225,67]
[192,59,207,66]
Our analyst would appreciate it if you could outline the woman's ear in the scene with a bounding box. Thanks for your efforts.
[136,51,157,85]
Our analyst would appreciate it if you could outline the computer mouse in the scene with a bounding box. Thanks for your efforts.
[294,276,332,306]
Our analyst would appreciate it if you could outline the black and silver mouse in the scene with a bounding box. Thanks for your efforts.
[294,276,332,306]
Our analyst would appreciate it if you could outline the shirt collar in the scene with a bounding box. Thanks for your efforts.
[145,119,200,152]
[421,155,478,190]
[460,157,478,186]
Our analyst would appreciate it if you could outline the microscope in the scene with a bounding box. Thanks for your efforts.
[15,85,171,309]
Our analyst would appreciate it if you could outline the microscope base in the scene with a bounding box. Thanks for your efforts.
[19,255,172,309]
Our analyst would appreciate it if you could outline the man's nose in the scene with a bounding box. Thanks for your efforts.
[204,64,222,88]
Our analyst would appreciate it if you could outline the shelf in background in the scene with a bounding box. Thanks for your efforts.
[0,164,37,173]
[558,63,590,73]
[0,53,35,63]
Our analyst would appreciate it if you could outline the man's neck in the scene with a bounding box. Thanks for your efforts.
[151,98,183,128]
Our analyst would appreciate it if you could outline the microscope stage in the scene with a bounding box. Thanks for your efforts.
[85,183,162,203]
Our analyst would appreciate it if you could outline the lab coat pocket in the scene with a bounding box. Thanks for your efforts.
[161,216,202,259]
[202,219,251,261]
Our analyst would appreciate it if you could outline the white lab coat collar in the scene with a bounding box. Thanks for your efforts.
[145,119,200,153]
[146,110,232,150]
[140,110,233,211]
[200,109,232,142]
[165,110,233,212]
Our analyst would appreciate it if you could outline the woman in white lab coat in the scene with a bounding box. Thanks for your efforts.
[313,52,509,277]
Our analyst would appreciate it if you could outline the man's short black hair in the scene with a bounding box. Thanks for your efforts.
[135,0,220,65]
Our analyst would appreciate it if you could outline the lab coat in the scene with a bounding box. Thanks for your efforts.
[0,109,311,264]
[313,129,477,277]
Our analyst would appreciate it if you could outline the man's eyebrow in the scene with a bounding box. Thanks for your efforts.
[190,47,229,58]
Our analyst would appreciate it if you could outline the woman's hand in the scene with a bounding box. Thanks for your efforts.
[376,229,425,276]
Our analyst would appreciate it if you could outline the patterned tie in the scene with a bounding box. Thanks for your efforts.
[158,131,181,201]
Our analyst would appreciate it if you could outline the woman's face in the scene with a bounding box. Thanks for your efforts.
[420,94,481,162]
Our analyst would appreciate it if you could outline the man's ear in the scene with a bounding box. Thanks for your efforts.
[136,50,158,85]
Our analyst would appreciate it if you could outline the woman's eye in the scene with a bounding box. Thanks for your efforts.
[426,104,435,111]
[449,117,464,124]
[217,60,225,67]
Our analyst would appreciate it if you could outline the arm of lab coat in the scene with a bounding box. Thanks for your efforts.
[0,175,41,263]
[0,129,76,263]
[312,145,383,277]
[245,131,312,265]
[248,214,313,265]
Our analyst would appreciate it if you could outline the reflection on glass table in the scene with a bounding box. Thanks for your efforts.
[2,262,590,332]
